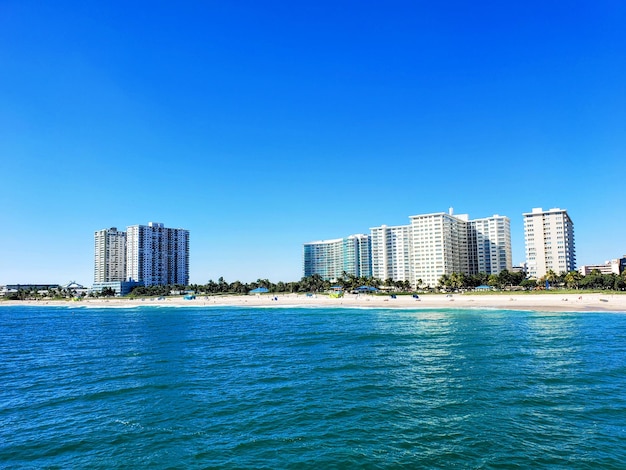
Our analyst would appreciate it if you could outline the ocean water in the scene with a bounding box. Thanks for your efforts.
[1,306,626,469]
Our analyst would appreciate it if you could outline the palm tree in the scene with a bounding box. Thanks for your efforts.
[449,272,466,290]
[301,274,326,292]
[544,269,557,289]
[564,270,582,289]
[339,271,358,290]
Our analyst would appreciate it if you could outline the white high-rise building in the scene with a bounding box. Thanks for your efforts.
[126,222,190,286]
[468,215,512,276]
[370,209,512,288]
[94,227,127,283]
[523,207,575,278]
[409,211,470,288]
[303,234,372,281]
[370,224,412,283]
[349,234,373,279]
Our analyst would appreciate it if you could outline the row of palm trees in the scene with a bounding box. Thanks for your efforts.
[544,269,626,290]
[148,269,626,297]
[6,269,625,301]
[438,270,528,290]
[438,269,626,291]
[184,274,388,296]
[3,285,84,300]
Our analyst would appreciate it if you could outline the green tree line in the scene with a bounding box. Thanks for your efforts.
[438,269,626,291]
[5,269,626,301]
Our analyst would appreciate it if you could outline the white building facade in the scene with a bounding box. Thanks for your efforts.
[578,257,625,276]
[370,224,413,283]
[126,222,190,286]
[523,207,575,279]
[409,212,471,288]
[468,215,512,276]
[348,234,373,279]
[370,210,512,288]
[94,227,127,283]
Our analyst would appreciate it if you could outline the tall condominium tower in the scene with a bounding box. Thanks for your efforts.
[523,207,575,278]
[468,215,512,276]
[370,224,413,283]
[409,211,470,288]
[94,227,127,283]
[303,234,372,281]
[126,222,190,286]
[370,209,512,288]
[348,234,372,279]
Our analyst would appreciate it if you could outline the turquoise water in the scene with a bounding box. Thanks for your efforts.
[1,306,626,469]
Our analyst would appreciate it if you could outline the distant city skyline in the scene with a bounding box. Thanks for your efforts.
[1,2,624,285]
[0,203,621,286]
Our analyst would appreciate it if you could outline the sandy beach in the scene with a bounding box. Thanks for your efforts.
[2,293,625,312]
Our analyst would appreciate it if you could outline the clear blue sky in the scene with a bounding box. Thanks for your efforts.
[1,1,624,285]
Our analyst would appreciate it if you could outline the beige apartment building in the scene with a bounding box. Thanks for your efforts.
[523,207,575,279]
[94,227,127,283]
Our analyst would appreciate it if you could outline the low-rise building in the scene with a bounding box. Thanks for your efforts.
[578,257,626,276]
[1,284,60,296]
[91,281,140,296]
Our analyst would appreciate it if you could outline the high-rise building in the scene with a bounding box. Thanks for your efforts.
[347,234,372,279]
[409,211,470,288]
[523,207,575,278]
[370,209,512,288]
[370,224,413,283]
[94,227,127,283]
[303,234,372,281]
[468,215,512,276]
[126,222,190,286]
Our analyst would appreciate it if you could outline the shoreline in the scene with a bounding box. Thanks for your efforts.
[1,293,625,312]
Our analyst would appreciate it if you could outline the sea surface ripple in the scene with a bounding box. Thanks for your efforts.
[1,306,626,469]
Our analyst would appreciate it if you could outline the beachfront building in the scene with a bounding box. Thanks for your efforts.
[370,209,512,288]
[126,222,190,286]
[303,234,372,281]
[409,211,471,288]
[370,224,413,283]
[348,234,373,279]
[523,207,575,279]
[94,227,127,283]
[468,215,512,276]
[90,280,140,296]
